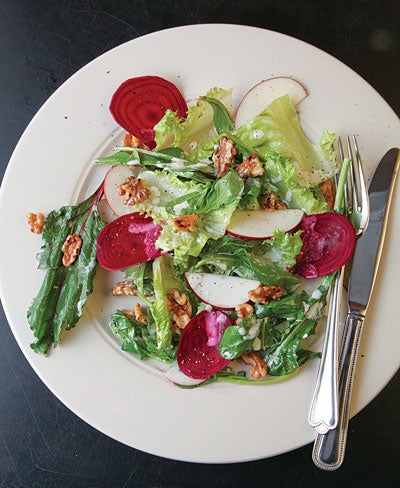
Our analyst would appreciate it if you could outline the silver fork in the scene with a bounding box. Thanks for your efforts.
[308,136,369,435]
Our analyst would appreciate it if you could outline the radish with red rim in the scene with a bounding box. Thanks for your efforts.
[109,76,188,148]
[104,165,140,217]
[97,197,118,223]
[293,212,356,278]
[96,213,164,271]
[226,209,304,240]
[234,76,308,128]
[185,272,260,309]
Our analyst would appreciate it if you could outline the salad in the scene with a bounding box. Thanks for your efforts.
[26,75,356,387]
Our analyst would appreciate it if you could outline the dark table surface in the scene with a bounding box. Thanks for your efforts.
[1,1,399,487]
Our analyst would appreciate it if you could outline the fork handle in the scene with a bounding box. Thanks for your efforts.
[312,313,364,470]
[308,269,343,433]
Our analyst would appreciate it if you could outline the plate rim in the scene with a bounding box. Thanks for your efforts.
[1,23,399,463]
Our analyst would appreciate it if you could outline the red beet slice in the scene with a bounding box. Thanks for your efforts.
[293,212,356,278]
[96,213,164,270]
[109,76,188,148]
[177,310,232,380]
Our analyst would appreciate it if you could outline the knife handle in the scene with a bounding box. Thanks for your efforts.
[312,313,364,470]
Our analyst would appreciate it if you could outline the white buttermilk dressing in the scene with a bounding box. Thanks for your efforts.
[173,201,190,215]
[252,129,264,139]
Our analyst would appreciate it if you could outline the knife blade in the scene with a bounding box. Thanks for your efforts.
[312,147,400,470]
[348,147,400,315]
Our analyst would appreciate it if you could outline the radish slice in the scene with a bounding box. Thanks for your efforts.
[177,310,232,380]
[164,363,205,387]
[235,76,308,128]
[185,272,260,309]
[97,198,118,223]
[96,213,164,271]
[109,76,188,148]
[226,209,304,240]
[293,212,356,278]
[104,165,139,217]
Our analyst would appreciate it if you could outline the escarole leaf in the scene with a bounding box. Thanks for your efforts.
[236,95,337,186]
[27,188,105,354]
[154,87,233,160]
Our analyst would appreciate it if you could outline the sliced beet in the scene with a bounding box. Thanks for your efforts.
[109,76,188,148]
[177,310,232,380]
[293,212,356,278]
[96,213,163,270]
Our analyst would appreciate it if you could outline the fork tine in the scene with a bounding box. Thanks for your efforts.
[352,135,369,214]
[346,136,356,213]
[346,135,369,233]
[337,137,350,214]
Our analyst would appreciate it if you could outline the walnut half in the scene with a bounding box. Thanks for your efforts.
[212,136,236,178]
[26,212,45,234]
[319,178,336,210]
[166,289,192,332]
[235,303,254,326]
[236,154,264,178]
[61,234,82,266]
[241,352,268,379]
[118,177,151,205]
[111,280,138,296]
[173,213,198,232]
[248,285,283,304]
[124,302,147,325]
[261,192,288,212]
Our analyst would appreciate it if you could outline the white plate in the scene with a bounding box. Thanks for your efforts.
[0,24,399,463]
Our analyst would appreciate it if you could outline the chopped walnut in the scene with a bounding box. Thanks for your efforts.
[61,234,82,266]
[241,352,268,379]
[26,212,45,234]
[173,213,198,232]
[166,289,192,332]
[111,280,151,297]
[122,132,150,150]
[118,177,151,205]
[319,178,336,210]
[236,154,264,178]
[212,136,236,178]
[125,302,147,325]
[122,133,139,148]
[261,192,288,212]
[235,303,254,326]
[248,285,283,304]
[111,280,138,296]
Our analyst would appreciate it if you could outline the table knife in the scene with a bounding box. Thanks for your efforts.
[312,147,400,470]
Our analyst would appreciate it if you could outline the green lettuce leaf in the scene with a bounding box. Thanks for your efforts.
[154,87,233,160]
[236,95,337,186]
[260,151,328,214]
[129,169,242,261]
[262,229,303,269]
[149,254,191,352]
